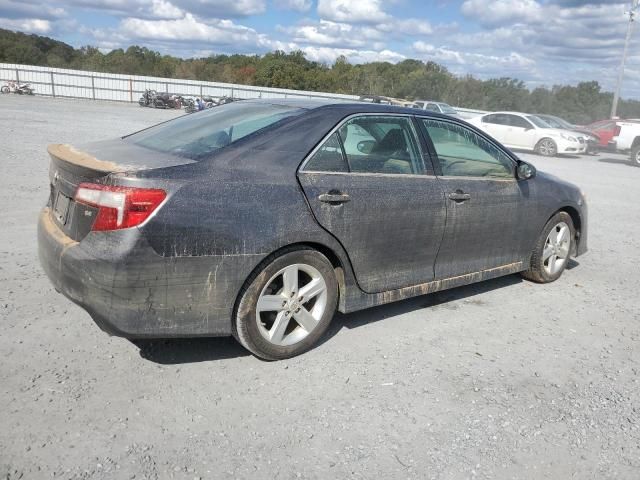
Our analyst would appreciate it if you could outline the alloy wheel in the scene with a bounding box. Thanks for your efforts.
[256,263,328,346]
[543,221,571,275]
[539,139,556,156]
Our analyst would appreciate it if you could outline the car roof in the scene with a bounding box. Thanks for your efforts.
[238,97,455,118]
[487,111,529,116]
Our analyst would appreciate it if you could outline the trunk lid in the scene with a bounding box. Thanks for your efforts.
[47,139,195,241]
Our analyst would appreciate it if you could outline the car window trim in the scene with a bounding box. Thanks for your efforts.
[415,115,519,180]
[299,112,430,176]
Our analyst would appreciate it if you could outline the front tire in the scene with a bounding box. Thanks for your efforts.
[0,86,9,94]
[535,138,558,157]
[234,248,338,360]
[630,143,640,167]
[521,212,574,283]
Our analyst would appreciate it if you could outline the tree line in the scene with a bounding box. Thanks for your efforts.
[1,28,639,124]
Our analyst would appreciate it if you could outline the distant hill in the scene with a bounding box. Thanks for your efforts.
[1,28,639,122]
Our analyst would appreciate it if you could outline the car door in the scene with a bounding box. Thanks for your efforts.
[297,114,447,293]
[418,117,539,279]
[504,114,538,150]
[478,114,509,143]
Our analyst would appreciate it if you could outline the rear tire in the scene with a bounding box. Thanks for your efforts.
[521,212,574,283]
[234,247,338,360]
[0,86,9,94]
[535,138,558,157]
[631,143,640,167]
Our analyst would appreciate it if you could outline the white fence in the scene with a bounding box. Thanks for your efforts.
[0,63,359,103]
[0,63,487,118]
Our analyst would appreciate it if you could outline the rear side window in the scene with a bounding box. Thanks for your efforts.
[483,114,508,125]
[305,132,348,172]
[304,116,423,175]
[508,115,533,129]
[339,116,422,174]
[422,119,514,179]
[126,102,304,160]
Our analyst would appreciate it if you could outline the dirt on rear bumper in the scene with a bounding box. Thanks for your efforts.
[37,207,256,338]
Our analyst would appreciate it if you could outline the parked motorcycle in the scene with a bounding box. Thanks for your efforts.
[153,93,184,109]
[1,81,35,95]
[217,96,236,106]
[138,89,157,107]
[183,98,197,113]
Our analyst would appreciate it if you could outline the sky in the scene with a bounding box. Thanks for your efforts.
[1,0,640,98]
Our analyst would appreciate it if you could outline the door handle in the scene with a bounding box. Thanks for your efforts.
[448,191,471,202]
[318,192,350,204]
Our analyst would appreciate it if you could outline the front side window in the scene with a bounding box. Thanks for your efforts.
[126,101,304,160]
[535,116,559,128]
[422,119,514,179]
[339,116,422,174]
[525,115,550,128]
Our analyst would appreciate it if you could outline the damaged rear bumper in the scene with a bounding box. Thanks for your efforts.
[37,208,261,338]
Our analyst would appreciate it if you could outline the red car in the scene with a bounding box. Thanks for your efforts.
[584,120,622,148]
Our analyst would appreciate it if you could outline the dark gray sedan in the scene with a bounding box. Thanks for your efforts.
[38,99,588,360]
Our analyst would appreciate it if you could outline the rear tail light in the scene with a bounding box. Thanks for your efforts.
[613,125,621,136]
[75,183,166,231]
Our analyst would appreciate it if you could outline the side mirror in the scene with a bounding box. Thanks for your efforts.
[516,161,536,180]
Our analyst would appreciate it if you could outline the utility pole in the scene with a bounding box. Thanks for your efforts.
[611,0,639,119]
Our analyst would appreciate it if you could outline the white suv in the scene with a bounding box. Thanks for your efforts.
[468,112,586,156]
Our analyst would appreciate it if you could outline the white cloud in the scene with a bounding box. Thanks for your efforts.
[0,17,52,33]
[386,18,433,35]
[301,45,406,64]
[66,0,265,17]
[274,0,312,12]
[118,13,268,47]
[0,0,65,20]
[317,0,390,24]
[65,0,182,19]
[461,0,543,28]
[412,41,536,80]
[281,19,387,48]
[173,0,266,17]
[149,0,183,19]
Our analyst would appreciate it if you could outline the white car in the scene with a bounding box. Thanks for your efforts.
[468,112,586,156]
[414,100,461,118]
[611,121,640,166]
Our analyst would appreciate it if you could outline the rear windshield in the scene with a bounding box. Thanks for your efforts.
[439,104,457,114]
[125,101,305,159]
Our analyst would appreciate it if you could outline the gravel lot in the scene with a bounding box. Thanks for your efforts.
[1,95,639,480]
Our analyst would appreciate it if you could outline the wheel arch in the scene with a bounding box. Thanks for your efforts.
[536,136,557,146]
[552,206,582,255]
[631,136,640,149]
[231,241,350,334]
